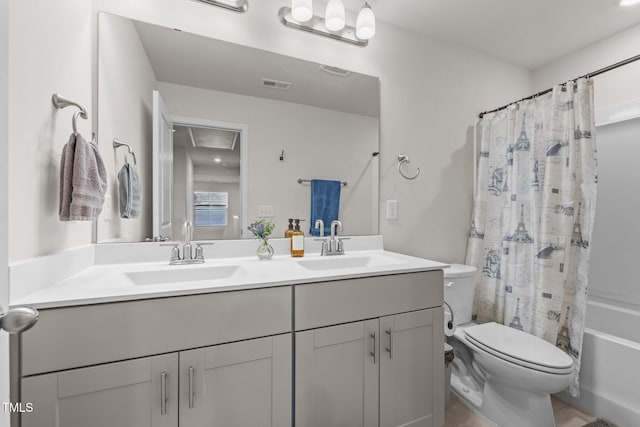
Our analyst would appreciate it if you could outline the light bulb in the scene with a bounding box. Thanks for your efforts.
[292,0,313,22]
[356,2,375,40]
[620,0,640,6]
[325,0,345,32]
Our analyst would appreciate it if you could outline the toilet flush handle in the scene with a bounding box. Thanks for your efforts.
[444,281,454,287]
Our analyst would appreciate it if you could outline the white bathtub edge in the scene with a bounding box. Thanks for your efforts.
[557,387,639,427]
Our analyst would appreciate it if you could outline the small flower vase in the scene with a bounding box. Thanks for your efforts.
[256,239,274,260]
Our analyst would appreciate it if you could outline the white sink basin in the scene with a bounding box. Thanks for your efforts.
[126,265,243,286]
[296,254,407,271]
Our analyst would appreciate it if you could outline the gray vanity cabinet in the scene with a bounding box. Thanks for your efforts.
[21,353,179,427]
[18,286,292,427]
[295,319,380,427]
[379,309,444,427]
[294,272,445,427]
[179,334,291,427]
[21,335,292,427]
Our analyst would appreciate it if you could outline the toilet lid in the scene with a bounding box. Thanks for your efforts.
[464,322,573,374]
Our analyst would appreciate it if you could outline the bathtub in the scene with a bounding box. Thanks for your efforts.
[557,299,640,427]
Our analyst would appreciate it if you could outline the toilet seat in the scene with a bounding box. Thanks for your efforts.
[464,322,573,375]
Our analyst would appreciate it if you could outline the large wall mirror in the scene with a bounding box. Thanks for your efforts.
[97,13,380,243]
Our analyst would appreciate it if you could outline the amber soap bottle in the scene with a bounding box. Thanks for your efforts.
[284,218,294,238]
[291,219,304,257]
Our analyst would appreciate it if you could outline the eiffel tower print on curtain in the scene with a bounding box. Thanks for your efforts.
[503,204,534,243]
[509,297,524,331]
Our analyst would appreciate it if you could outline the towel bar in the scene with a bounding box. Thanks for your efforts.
[298,178,347,187]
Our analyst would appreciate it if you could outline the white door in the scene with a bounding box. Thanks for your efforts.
[21,354,178,427]
[379,308,445,427]
[153,90,174,239]
[180,334,292,427]
[296,320,379,427]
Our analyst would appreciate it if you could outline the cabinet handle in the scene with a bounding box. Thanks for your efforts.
[160,371,167,415]
[188,366,195,409]
[370,331,377,364]
[385,328,393,359]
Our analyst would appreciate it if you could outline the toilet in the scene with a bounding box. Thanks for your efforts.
[444,264,573,427]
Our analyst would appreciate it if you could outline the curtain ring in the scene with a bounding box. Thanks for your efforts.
[397,154,420,180]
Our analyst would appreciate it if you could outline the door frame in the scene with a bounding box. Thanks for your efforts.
[172,115,249,238]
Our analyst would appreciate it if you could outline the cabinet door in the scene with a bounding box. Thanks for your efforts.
[180,334,292,427]
[296,319,379,427]
[21,353,178,427]
[380,308,445,427]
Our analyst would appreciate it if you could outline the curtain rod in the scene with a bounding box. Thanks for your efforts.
[478,53,640,119]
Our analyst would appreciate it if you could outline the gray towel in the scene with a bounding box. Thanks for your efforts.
[118,163,142,218]
[59,133,107,221]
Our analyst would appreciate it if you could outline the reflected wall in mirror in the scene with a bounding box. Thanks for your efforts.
[97,13,380,243]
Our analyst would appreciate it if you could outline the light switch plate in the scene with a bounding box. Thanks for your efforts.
[386,200,398,220]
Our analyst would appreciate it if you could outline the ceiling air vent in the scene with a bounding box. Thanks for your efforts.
[261,78,292,90]
[320,64,351,77]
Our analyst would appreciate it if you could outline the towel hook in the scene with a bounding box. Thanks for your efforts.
[397,154,420,180]
[52,94,87,135]
[113,138,137,166]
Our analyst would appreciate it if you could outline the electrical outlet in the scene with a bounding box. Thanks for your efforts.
[386,200,398,220]
[258,205,274,217]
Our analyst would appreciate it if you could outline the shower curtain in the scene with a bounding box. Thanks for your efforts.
[466,79,598,395]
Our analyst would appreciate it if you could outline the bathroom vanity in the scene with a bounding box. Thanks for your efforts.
[10,238,446,427]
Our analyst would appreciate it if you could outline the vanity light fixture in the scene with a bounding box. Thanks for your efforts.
[356,2,375,40]
[279,1,376,47]
[325,0,346,31]
[192,0,248,13]
[292,0,313,22]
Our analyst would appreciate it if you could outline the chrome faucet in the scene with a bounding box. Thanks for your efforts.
[162,221,212,265]
[317,220,347,256]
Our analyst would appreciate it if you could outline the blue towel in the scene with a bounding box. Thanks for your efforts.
[310,179,341,236]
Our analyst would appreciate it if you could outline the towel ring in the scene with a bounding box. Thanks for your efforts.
[52,94,88,135]
[397,154,420,180]
[113,138,137,166]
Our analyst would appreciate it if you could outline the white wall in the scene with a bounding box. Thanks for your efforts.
[0,2,9,425]
[8,0,96,263]
[589,118,640,308]
[97,0,531,263]
[97,13,158,243]
[158,82,380,238]
[533,23,640,112]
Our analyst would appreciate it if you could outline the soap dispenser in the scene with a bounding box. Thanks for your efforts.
[291,219,305,257]
[284,218,294,238]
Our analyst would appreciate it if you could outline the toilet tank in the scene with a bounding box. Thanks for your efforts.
[443,264,478,325]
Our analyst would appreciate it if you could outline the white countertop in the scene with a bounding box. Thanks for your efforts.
[11,249,448,309]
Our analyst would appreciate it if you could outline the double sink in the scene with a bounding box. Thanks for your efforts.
[125,253,409,287]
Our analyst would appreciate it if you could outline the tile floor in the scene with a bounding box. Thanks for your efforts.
[445,393,597,427]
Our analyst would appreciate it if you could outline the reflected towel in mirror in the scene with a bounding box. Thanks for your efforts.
[310,179,341,236]
[118,163,142,218]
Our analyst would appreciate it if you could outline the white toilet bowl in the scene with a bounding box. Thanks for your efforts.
[456,322,573,427]
[443,264,574,427]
